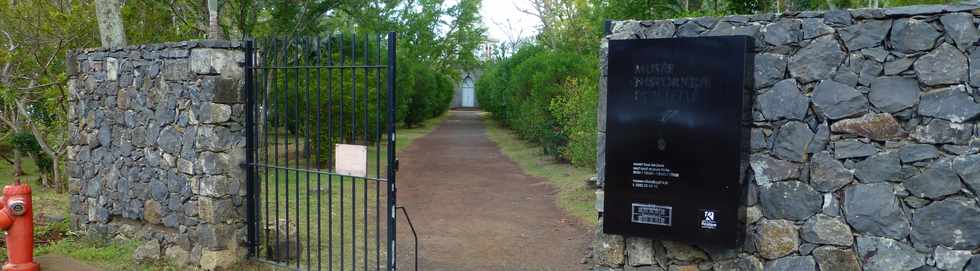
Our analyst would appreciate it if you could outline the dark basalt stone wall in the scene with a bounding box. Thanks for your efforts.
[595,4,980,271]
[68,40,247,270]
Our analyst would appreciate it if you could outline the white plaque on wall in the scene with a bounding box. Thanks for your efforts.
[335,144,367,177]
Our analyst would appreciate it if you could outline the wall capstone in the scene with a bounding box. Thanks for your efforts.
[596,4,980,271]
[67,40,246,270]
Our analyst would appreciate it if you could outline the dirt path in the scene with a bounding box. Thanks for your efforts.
[396,111,590,271]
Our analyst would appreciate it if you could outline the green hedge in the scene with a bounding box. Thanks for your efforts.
[477,45,598,167]
[262,38,454,166]
[399,59,455,127]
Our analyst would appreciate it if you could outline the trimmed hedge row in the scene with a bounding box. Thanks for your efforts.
[269,52,454,165]
[477,45,599,167]
[399,59,454,127]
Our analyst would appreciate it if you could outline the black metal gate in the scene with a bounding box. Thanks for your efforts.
[243,33,398,270]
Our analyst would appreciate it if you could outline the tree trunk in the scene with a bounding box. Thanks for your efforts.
[95,0,127,48]
[15,98,64,189]
[208,0,223,39]
[51,156,62,191]
[12,115,22,177]
[12,148,22,176]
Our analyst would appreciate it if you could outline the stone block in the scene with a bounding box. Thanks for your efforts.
[756,219,799,259]
[831,113,905,141]
[911,197,980,250]
[143,200,163,225]
[212,77,242,104]
[190,48,243,78]
[162,59,190,81]
[626,237,653,266]
[844,183,910,239]
[759,181,822,220]
[133,239,162,263]
[200,247,244,271]
[856,236,925,271]
[593,224,625,266]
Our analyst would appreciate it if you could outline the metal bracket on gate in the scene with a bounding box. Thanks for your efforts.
[396,206,419,271]
[394,159,400,172]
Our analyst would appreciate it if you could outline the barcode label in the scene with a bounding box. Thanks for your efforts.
[631,203,672,226]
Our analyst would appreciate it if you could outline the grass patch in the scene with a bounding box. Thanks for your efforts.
[481,113,598,225]
[251,114,446,269]
[38,235,179,271]
[0,159,67,218]
[0,115,448,270]
[40,237,137,268]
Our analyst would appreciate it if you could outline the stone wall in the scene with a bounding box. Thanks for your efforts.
[67,40,247,270]
[595,4,980,271]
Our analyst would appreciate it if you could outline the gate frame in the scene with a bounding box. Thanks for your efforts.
[242,32,399,270]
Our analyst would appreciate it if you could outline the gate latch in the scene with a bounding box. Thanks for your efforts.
[394,159,400,172]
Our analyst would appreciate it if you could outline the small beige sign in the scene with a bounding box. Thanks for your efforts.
[335,144,367,177]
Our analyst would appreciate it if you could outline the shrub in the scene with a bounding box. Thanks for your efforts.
[477,46,597,164]
[401,61,454,127]
[550,77,598,167]
[259,43,453,166]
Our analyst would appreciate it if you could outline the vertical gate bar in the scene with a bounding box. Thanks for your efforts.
[244,39,258,257]
[339,31,345,271]
[339,32,345,145]
[351,32,357,146]
[304,36,313,270]
[363,33,370,271]
[315,36,323,271]
[375,33,382,271]
[293,37,302,270]
[350,32,358,270]
[284,37,293,264]
[273,38,282,261]
[262,38,273,261]
[327,34,335,271]
[260,38,267,259]
[256,38,265,258]
[386,31,397,271]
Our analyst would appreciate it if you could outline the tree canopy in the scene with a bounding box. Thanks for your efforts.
[477,0,959,168]
[1,0,487,189]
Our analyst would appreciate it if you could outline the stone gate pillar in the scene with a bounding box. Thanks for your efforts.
[594,4,980,271]
[67,40,247,270]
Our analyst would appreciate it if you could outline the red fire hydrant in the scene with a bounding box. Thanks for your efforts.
[0,179,39,271]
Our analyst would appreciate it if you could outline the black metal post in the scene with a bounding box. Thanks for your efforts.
[243,39,258,257]
[386,32,398,271]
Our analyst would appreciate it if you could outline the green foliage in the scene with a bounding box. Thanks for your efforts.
[34,236,173,271]
[477,46,595,160]
[9,132,41,155]
[8,132,53,174]
[248,0,483,161]
[549,77,598,167]
[255,34,455,164]
[479,0,965,171]
[122,0,200,44]
[400,60,455,127]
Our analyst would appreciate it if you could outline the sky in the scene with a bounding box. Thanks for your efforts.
[478,0,540,43]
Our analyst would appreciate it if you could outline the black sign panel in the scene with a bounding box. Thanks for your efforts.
[603,36,753,248]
